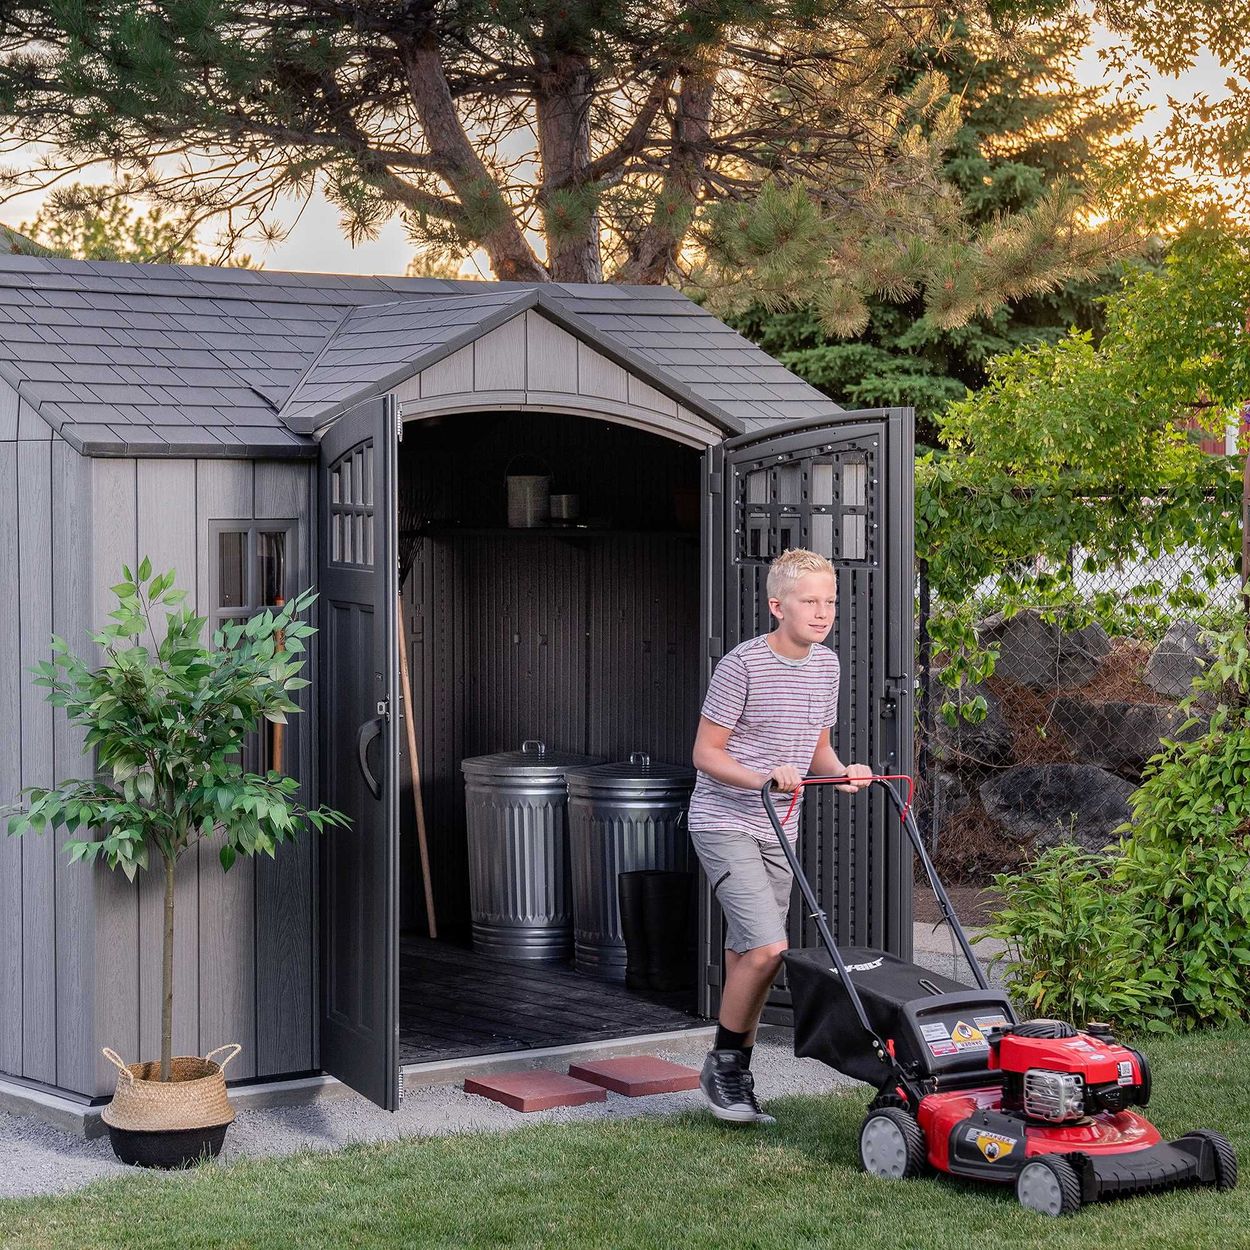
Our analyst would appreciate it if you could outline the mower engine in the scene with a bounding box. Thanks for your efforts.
[996,1020,1151,1124]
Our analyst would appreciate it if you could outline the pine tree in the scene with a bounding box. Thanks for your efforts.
[725,16,1152,446]
[0,1,1134,319]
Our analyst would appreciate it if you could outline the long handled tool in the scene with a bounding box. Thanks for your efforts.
[398,598,437,938]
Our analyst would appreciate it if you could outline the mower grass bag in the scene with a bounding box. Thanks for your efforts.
[783,945,1015,1087]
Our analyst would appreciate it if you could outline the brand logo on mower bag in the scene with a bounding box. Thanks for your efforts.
[968,1129,1017,1162]
[837,957,885,974]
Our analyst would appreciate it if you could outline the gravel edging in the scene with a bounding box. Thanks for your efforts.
[0,1035,861,1201]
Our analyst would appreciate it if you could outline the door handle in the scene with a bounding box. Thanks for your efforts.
[356,716,384,800]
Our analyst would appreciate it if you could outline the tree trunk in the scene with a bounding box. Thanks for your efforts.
[161,852,175,1081]
[401,38,549,283]
[536,51,602,284]
[618,71,715,286]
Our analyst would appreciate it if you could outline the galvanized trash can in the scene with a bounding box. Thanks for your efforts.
[565,753,696,980]
[461,740,602,961]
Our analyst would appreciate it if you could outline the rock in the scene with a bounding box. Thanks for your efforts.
[931,769,973,822]
[931,682,1014,771]
[1145,620,1213,698]
[979,764,1135,851]
[978,609,1111,689]
[1053,697,1207,780]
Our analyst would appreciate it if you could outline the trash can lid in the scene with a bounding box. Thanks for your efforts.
[461,739,603,780]
[565,751,696,794]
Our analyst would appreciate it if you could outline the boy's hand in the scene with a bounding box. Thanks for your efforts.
[835,763,874,793]
[766,764,804,792]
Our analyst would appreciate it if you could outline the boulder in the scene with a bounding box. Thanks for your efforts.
[979,763,1135,852]
[1145,620,1213,698]
[1053,697,1207,780]
[978,609,1111,689]
[931,682,1014,771]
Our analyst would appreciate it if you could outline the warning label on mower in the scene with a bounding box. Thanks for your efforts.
[967,1128,1017,1162]
[921,1023,951,1042]
[974,1013,1010,1033]
[950,1020,988,1050]
[928,1040,958,1057]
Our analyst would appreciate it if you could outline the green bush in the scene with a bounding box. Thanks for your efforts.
[989,614,1250,1031]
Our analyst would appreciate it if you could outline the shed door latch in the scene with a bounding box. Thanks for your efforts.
[376,698,390,721]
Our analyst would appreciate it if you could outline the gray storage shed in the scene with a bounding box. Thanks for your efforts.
[0,256,914,1111]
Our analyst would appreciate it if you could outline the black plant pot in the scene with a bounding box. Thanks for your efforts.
[106,1121,231,1169]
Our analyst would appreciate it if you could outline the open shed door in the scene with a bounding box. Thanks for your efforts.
[700,408,915,1021]
[317,395,400,1109]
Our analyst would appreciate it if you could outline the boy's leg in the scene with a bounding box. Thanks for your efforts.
[689,829,793,1124]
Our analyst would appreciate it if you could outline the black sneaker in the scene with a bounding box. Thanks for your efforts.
[699,1049,775,1125]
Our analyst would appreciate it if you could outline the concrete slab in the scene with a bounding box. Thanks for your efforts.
[463,1071,607,1113]
[568,1056,701,1096]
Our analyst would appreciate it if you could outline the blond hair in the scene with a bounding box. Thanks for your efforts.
[767,548,836,602]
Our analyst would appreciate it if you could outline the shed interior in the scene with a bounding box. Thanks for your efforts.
[396,411,708,1062]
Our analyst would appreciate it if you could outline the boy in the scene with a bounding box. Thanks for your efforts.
[689,547,872,1124]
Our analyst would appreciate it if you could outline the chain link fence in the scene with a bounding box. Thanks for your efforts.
[916,531,1242,883]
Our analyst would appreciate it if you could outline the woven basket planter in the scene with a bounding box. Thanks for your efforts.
[100,1043,241,1168]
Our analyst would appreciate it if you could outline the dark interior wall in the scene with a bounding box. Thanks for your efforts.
[397,412,702,934]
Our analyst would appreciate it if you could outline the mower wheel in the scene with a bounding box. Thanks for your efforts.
[1016,1155,1082,1217]
[858,1107,927,1180]
[1186,1129,1238,1191]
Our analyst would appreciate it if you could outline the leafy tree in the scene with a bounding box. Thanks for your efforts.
[920,228,1248,711]
[0,1,1130,320]
[18,178,248,264]
[725,15,1151,445]
[1093,0,1250,218]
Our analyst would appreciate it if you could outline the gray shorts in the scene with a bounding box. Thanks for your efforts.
[689,827,794,954]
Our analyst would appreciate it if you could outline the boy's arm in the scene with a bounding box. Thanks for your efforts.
[809,730,873,792]
[692,717,803,791]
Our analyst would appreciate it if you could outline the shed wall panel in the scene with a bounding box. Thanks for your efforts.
[136,459,200,1063]
[90,458,141,1094]
[524,312,577,393]
[16,398,50,442]
[195,459,258,1076]
[17,440,55,1084]
[253,460,315,1075]
[0,377,17,441]
[0,442,21,1074]
[472,316,526,392]
[51,438,96,1093]
[577,341,628,403]
[419,346,473,398]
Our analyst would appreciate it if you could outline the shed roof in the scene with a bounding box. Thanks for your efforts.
[0,256,839,459]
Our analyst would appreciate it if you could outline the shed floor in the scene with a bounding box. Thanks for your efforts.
[398,936,705,1065]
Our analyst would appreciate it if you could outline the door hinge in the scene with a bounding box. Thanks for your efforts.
[708,471,722,495]
[395,405,403,442]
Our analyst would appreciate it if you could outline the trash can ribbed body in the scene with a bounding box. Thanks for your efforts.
[566,755,696,980]
[461,741,602,961]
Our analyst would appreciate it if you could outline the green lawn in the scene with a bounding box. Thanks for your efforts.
[2,1030,1246,1250]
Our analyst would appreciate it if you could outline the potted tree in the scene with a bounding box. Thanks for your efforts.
[3,560,350,1167]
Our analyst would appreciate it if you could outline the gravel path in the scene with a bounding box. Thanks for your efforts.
[0,1034,861,1201]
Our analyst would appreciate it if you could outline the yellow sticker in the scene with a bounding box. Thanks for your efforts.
[975,1131,1017,1162]
[951,1020,986,1048]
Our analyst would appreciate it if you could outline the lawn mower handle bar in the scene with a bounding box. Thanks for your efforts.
[758,775,991,1069]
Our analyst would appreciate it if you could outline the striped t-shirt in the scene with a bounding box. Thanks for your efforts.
[689,634,841,844]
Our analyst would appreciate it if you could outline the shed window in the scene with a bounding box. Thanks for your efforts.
[210,522,295,776]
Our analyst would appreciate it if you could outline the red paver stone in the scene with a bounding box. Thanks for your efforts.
[568,1056,701,1097]
[463,1071,608,1112]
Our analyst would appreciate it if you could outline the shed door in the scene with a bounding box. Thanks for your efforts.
[700,409,915,1022]
[317,395,400,1109]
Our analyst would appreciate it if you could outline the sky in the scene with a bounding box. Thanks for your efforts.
[2,22,1237,278]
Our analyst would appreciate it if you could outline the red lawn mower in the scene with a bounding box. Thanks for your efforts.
[762,775,1238,1217]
